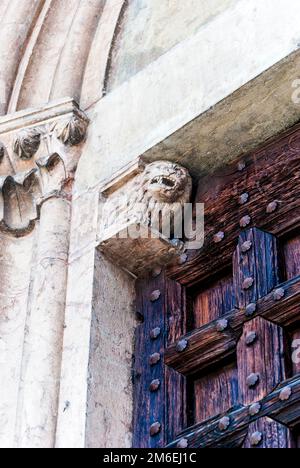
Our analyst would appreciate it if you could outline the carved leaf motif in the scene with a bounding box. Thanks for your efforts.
[266,201,278,214]
[13,128,42,160]
[242,277,254,290]
[54,116,88,146]
[150,422,161,437]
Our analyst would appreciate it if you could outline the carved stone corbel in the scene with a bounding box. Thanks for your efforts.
[98,159,192,277]
[0,98,89,234]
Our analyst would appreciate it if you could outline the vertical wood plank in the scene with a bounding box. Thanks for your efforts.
[233,228,280,309]
[237,317,286,405]
[188,272,236,427]
[133,273,187,447]
[133,272,166,448]
[283,235,300,280]
[193,362,238,424]
[234,229,285,406]
[193,272,235,328]
[165,278,187,444]
[291,329,300,376]
[243,418,293,449]
[234,228,292,447]
[283,235,300,377]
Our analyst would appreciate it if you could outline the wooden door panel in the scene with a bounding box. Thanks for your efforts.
[133,124,300,448]
[193,361,238,424]
[283,234,300,280]
[237,317,286,406]
[133,273,187,447]
[168,124,300,286]
[192,272,235,328]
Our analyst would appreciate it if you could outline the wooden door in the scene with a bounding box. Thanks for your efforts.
[133,123,300,448]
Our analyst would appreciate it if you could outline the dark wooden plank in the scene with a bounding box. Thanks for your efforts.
[234,228,292,447]
[167,375,300,448]
[164,278,187,443]
[233,228,280,309]
[247,275,300,328]
[164,310,239,376]
[165,275,300,376]
[168,125,300,286]
[283,234,300,280]
[237,317,286,406]
[193,362,238,425]
[133,272,187,448]
[165,231,298,377]
[242,418,293,449]
[291,330,300,376]
[133,271,166,448]
[192,272,235,328]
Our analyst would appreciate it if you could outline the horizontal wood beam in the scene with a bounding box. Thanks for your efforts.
[168,125,300,286]
[231,274,300,330]
[167,374,300,448]
[165,310,239,375]
[165,275,300,376]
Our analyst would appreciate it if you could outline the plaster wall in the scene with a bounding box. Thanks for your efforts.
[86,251,136,448]
[107,0,237,90]
[77,0,300,191]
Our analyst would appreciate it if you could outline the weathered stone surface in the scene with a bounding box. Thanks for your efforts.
[0,99,88,233]
[85,252,136,448]
[98,161,191,276]
[1,0,300,451]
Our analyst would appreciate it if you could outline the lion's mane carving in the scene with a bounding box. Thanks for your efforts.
[101,161,192,238]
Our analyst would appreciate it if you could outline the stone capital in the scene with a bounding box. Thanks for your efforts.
[0,98,89,234]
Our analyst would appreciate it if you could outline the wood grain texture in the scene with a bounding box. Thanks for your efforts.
[133,273,187,447]
[233,229,280,308]
[164,310,239,376]
[242,417,293,449]
[164,278,187,443]
[237,317,286,406]
[133,272,166,448]
[168,125,300,286]
[291,329,300,377]
[135,126,300,449]
[283,234,300,280]
[167,375,300,448]
[165,274,300,376]
[193,272,235,328]
[193,362,238,424]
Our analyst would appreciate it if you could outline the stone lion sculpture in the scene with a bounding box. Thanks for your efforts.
[100,161,192,240]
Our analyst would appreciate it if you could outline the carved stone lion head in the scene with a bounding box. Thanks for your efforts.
[141,161,192,203]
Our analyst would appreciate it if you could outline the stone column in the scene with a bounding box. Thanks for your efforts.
[15,198,71,448]
[0,233,35,448]
[0,98,88,448]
